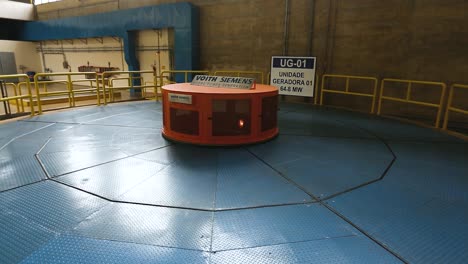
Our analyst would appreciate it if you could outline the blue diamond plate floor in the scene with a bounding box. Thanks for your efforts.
[0,100,466,263]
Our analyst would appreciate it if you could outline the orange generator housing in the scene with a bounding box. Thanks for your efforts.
[161,83,279,146]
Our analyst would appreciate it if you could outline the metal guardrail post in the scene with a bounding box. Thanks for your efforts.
[443,84,468,130]
[0,74,34,116]
[158,70,211,100]
[320,74,378,113]
[378,78,446,128]
[102,70,161,103]
[34,72,98,114]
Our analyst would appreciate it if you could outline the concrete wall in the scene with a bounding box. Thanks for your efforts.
[37,31,171,82]
[35,0,467,82]
[35,0,467,125]
[0,40,42,74]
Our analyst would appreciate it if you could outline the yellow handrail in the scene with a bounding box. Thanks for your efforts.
[143,80,168,98]
[34,72,100,114]
[377,78,446,128]
[320,74,378,113]
[158,70,211,101]
[314,74,319,105]
[109,76,145,102]
[214,70,265,84]
[4,82,22,113]
[101,70,157,104]
[0,74,34,116]
[443,84,468,130]
[160,70,211,83]
[17,82,29,112]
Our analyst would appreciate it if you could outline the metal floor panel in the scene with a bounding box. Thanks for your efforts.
[27,102,160,124]
[85,110,163,129]
[26,106,115,123]
[328,182,468,264]
[39,148,129,177]
[0,181,108,232]
[73,203,213,251]
[212,204,359,251]
[119,150,218,209]
[0,155,46,192]
[0,210,57,264]
[0,138,52,158]
[333,112,461,142]
[249,135,394,198]
[383,141,468,203]
[278,102,318,113]
[17,123,76,141]
[40,127,169,157]
[56,157,167,200]
[133,144,216,165]
[325,180,438,235]
[211,235,402,264]
[0,101,466,263]
[0,123,67,158]
[0,121,53,142]
[21,234,210,264]
[42,136,117,154]
[112,131,169,156]
[124,146,312,209]
[215,149,312,209]
[279,111,373,138]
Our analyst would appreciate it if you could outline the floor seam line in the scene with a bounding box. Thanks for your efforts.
[244,146,408,263]
[213,233,359,253]
[44,144,172,179]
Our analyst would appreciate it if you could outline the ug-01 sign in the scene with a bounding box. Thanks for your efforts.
[270,56,316,97]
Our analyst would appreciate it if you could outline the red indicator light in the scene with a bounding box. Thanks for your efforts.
[238,119,245,128]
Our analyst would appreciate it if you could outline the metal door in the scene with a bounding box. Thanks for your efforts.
[0,52,18,82]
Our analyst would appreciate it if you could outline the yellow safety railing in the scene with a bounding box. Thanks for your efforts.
[314,75,319,105]
[109,77,144,88]
[320,74,378,113]
[34,72,100,114]
[0,74,34,116]
[378,78,446,128]
[214,70,265,84]
[158,70,211,100]
[36,80,68,93]
[108,76,146,102]
[143,79,170,100]
[443,84,468,130]
[4,82,23,113]
[160,70,211,83]
[101,70,157,104]
[17,82,30,112]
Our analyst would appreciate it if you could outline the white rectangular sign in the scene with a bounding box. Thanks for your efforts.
[168,93,192,104]
[191,75,254,89]
[270,56,316,97]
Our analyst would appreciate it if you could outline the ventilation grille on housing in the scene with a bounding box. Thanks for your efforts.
[170,108,199,135]
[261,95,278,132]
[212,99,251,136]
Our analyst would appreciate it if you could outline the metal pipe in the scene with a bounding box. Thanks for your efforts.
[37,46,172,53]
[323,0,337,73]
[39,42,47,73]
[120,39,125,71]
[307,0,315,56]
[282,0,290,56]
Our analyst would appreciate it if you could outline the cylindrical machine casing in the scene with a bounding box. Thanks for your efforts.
[161,83,279,146]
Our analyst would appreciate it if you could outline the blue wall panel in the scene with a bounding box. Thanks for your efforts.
[17,2,199,80]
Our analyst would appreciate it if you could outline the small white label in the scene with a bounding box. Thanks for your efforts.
[168,93,192,104]
[191,75,254,89]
